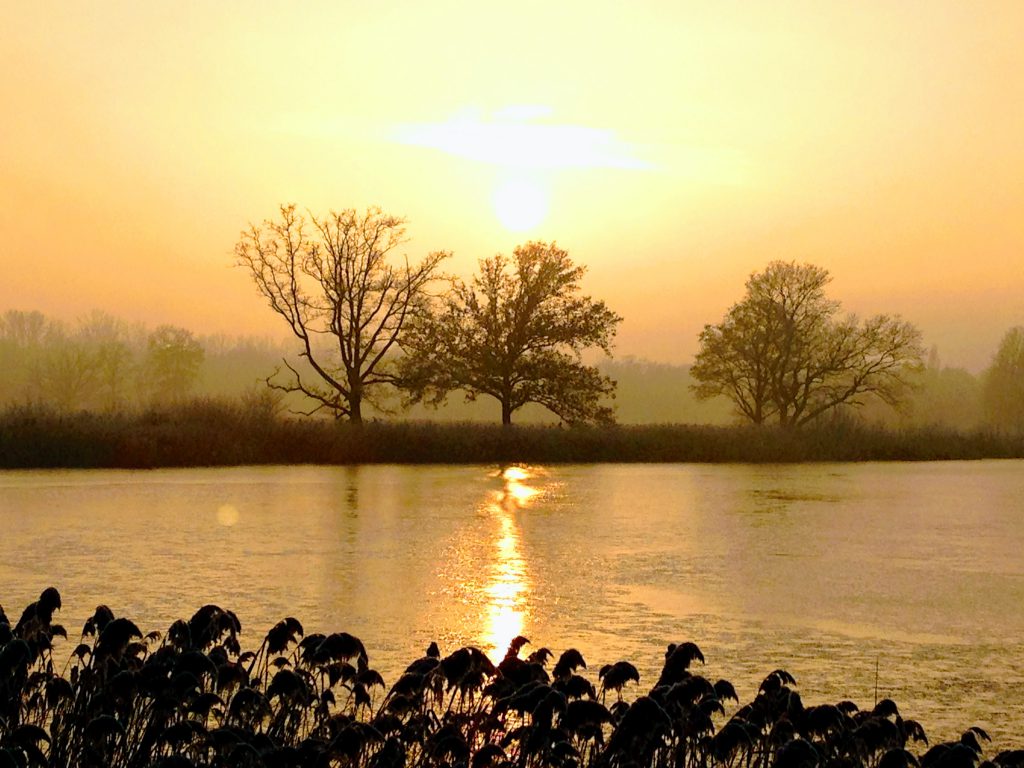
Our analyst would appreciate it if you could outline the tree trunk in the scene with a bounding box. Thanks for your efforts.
[501,399,513,426]
[348,372,363,424]
[776,404,791,427]
[348,388,363,424]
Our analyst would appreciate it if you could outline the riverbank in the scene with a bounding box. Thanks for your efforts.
[2,402,1022,468]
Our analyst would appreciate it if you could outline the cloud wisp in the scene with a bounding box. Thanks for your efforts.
[391,107,655,171]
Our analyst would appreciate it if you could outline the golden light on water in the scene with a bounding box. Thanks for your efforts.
[484,512,527,660]
[501,466,529,482]
[216,504,240,527]
[499,466,540,507]
[481,466,539,660]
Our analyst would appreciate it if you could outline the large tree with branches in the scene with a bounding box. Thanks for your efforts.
[399,241,621,425]
[692,261,924,427]
[235,204,448,422]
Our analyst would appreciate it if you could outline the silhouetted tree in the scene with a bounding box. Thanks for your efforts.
[399,242,621,425]
[77,310,137,410]
[0,310,148,410]
[0,310,52,404]
[692,261,923,427]
[34,331,102,410]
[0,314,104,410]
[235,205,448,422]
[0,309,47,347]
[982,326,1024,431]
[144,325,204,404]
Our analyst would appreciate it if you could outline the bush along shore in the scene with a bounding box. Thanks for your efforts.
[2,403,1024,468]
[2,588,1019,768]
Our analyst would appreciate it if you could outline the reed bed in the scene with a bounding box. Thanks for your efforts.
[2,588,1019,768]
[1,403,1024,468]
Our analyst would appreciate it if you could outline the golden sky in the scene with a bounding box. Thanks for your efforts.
[3,1,1022,369]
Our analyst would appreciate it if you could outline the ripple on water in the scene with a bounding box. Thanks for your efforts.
[1,462,1023,749]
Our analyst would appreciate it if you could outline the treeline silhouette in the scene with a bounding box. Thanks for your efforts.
[3,309,1024,467]
[2,587,1018,768]
[2,403,1023,468]
[0,309,733,425]
[0,309,1016,431]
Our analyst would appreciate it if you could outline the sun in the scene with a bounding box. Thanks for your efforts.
[392,105,650,235]
[493,178,549,232]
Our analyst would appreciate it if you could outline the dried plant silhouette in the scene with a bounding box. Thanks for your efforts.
[0,588,1016,768]
[3,405,1024,469]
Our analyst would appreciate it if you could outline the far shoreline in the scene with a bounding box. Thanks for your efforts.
[2,402,1023,470]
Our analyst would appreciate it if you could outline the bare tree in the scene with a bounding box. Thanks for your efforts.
[77,310,136,410]
[1,314,106,410]
[34,328,101,411]
[399,242,621,425]
[0,310,48,404]
[692,261,924,427]
[235,205,448,422]
[0,310,47,348]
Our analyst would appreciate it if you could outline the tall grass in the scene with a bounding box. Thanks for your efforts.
[1,401,1023,468]
[0,588,1012,768]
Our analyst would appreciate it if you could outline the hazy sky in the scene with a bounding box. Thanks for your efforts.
[3,2,1022,370]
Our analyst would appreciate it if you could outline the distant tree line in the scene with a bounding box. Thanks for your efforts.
[3,204,1021,432]
[0,310,202,410]
[0,310,295,415]
[2,304,1020,431]
[0,308,717,423]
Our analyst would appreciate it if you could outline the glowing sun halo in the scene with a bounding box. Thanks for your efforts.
[493,178,549,232]
[392,106,651,235]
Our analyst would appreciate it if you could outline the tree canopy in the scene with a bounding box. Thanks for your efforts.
[399,242,621,425]
[145,325,204,405]
[982,326,1024,431]
[235,205,448,422]
[691,261,923,427]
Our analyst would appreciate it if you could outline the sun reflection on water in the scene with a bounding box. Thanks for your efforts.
[482,466,538,660]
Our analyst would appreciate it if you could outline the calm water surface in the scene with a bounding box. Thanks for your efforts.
[1,462,1022,745]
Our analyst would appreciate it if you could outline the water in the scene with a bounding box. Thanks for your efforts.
[1,461,1022,746]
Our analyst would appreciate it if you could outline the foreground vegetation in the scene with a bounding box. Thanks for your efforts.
[3,589,1019,768]
[2,403,1024,469]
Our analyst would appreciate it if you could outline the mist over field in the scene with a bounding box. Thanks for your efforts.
[2,308,1019,432]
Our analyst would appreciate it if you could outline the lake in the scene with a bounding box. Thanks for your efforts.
[1,461,1021,747]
